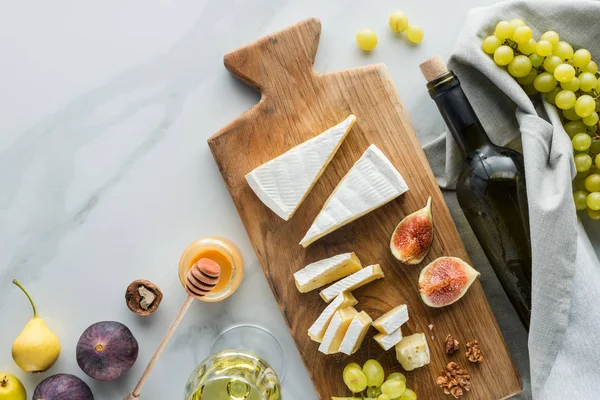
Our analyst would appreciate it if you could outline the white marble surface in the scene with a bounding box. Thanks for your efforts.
[1,0,574,398]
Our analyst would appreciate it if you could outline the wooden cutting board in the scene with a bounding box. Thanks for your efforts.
[208,18,521,400]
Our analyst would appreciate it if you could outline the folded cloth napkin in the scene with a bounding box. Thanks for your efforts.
[424,1,600,399]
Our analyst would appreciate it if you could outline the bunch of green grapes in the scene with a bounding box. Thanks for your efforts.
[341,360,418,399]
[482,19,600,220]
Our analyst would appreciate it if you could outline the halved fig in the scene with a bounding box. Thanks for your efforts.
[418,257,480,307]
[390,197,433,264]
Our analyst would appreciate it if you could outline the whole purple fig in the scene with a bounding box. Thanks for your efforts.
[33,373,93,400]
[76,321,139,381]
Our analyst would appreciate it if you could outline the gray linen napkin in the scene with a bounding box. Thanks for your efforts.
[423,1,600,398]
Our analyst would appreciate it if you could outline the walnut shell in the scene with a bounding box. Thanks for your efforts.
[125,280,163,316]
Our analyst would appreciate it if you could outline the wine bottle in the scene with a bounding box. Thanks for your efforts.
[420,56,532,329]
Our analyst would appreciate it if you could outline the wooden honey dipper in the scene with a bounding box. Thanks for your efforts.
[124,258,221,400]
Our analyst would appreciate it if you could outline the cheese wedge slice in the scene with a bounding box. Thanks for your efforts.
[396,333,431,371]
[374,327,403,351]
[294,252,362,293]
[300,144,408,247]
[318,307,358,354]
[320,264,384,303]
[308,292,357,342]
[373,304,409,334]
[246,115,356,221]
[339,311,372,355]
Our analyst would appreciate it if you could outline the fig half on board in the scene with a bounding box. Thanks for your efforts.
[418,257,480,307]
[390,196,433,264]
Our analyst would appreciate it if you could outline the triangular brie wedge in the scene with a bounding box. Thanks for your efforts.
[246,115,356,221]
[300,144,408,247]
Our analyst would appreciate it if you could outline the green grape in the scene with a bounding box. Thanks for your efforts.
[585,174,600,192]
[540,30,560,45]
[517,69,538,85]
[578,72,598,92]
[585,61,598,75]
[508,55,532,78]
[343,367,368,393]
[378,395,391,400]
[587,208,600,220]
[399,389,418,400]
[573,49,592,69]
[587,192,600,210]
[533,72,557,93]
[583,112,599,127]
[509,18,526,29]
[363,360,385,388]
[546,87,561,104]
[529,53,544,67]
[575,153,593,172]
[494,45,514,66]
[553,41,574,61]
[592,142,600,156]
[563,107,581,121]
[518,38,536,55]
[367,387,382,397]
[574,191,589,210]
[523,84,539,96]
[555,90,576,109]
[597,79,600,93]
[564,120,588,137]
[387,372,407,383]
[344,363,362,375]
[535,40,553,57]
[543,55,563,73]
[381,379,407,398]
[575,174,589,191]
[572,133,592,151]
[561,77,580,92]
[389,11,409,33]
[512,26,532,44]
[482,35,502,54]
[494,20,514,41]
[554,64,576,83]
[356,29,378,51]
[406,25,424,44]
[575,95,596,118]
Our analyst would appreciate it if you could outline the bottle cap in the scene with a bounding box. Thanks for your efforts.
[419,56,448,82]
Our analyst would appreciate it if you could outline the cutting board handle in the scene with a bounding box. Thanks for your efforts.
[223,18,321,94]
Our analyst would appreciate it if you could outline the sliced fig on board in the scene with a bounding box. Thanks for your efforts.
[390,196,433,264]
[418,257,480,307]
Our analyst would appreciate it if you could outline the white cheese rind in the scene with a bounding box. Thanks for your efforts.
[308,292,357,342]
[395,333,431,371]
[374,327,403,351]
[339,311,372,355]
[300,144,408,247]
[318,307,358,354]
[320,264,384,303]
[373,304,409,334]
[294,253,362,293]
[246,115,356,221]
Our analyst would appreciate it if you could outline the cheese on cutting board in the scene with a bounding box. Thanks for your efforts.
[318,307,358,354]
[320,264,384,303]
[339,311,372,355]
[374,327,403,351]
[373,304,409,334]
[395,333,431,371]
[245,115,356,221]
[300,144,408,247]
[294,252,362,293]
[308,292,357,342]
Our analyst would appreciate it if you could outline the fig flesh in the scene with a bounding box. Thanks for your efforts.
[33,373,94,400]
[390,197,433,264]
[76,321,139,381]
[418,257,480,307]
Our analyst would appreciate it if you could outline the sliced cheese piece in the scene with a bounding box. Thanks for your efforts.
[294,252,362,293]
[300,144,408,247]
[308,292,357,342]
[339,311,372,355]
[320,264,384,303]
[373,304,409,334]
[374,327,403,351]
[246,115,356,221]
[395,333,430,371]
[318,307,358,354]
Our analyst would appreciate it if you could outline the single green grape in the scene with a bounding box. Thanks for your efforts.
[517,38,536,55]
[575,95,596,118]
[494,20,514,41]
[592,141,600,156]
[344,363,362,376]
[399,389,418,400]
[585,61,598,75]
[494,45,514,66]
[572,133,592,151]
[389,10,409,33]
[343,367,368,393]
[378,394,391,400]
[575,153,593,172]
[523,84,539,96]
[363,359,385,388]
[529,53,544,67]
[563,107,581,121]
[543,55,563,73]
[381,379,407,398]
[554,64,576,83]
[564,120,588,137]
[533,72,557,93]
[540,30,560,45]
[545,87,561,104]
[585,174,600,192]
[535,40,553,57]
[561,77,580,92]
[573,49,592,69]
[583,112,599,127]
[508,55,532,78]
[578,72,598,92]
[509,18,526,29]
[574,190,589,210]
[595,154,600,169]
[587,208,600,220]
[517,69,538,85]
[482,35,502,54]
[512,26,532,44]
[356,29,378,51]
[553,41,574,61]
[587,192,600,210]
[406,25,424,44]
[575,174,589,191]
[387,372,407,383]
[555,90,576,110]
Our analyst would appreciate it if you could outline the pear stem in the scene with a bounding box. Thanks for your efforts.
[13,279,38,318]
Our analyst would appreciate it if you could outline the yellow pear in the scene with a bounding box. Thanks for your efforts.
[11,280,61,373]
[0,373,27,400]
